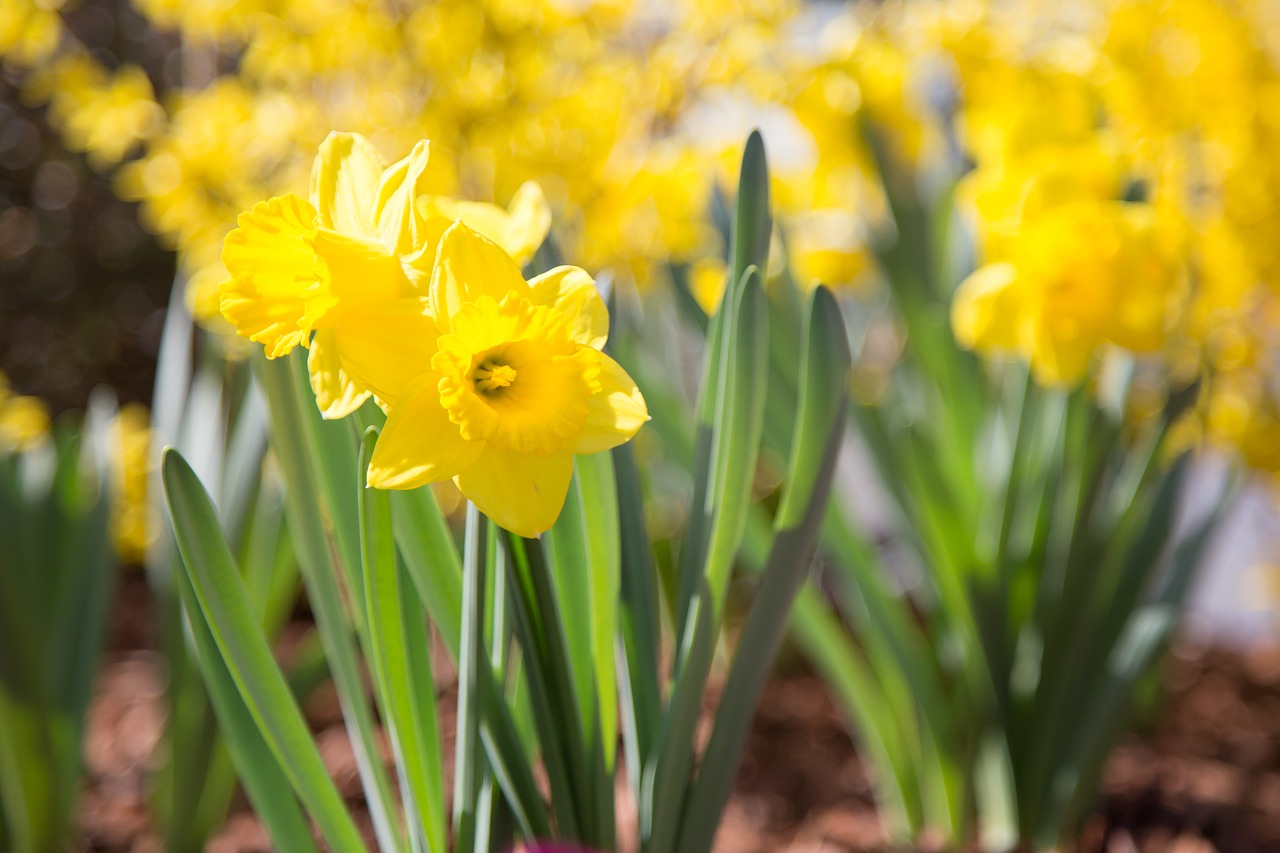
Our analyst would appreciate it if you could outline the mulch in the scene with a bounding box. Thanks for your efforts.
[76,576,1280,852]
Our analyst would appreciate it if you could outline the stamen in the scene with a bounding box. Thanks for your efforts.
[474,362,517,393]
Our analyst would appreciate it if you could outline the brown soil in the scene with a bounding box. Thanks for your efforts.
[77,577,1280,852]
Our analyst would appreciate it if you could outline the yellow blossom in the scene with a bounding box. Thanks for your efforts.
[0,377,51,452]
[0,0,63,68]
[356,222,648,537]
[785,210,872,292]
[689,257,728,315]
[51,63,163,169]
[220,132,551,418]
[111,404,157,564]
[952,201,1181,385]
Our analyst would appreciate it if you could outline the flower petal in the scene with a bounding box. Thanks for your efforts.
[430,221,528,330]
[373,139,431,255]
[950,262,1028,352]
[309,328,371,419]
[311,227,412,308]
[219,193,327,358]
[573,354,649,454]
[454,449,576,538]
[368,376,483,490]
[529,265,608,348]
[330,298,439,406]
[501,181,553,264]
[418,180,551,265]
[310,132,384,239]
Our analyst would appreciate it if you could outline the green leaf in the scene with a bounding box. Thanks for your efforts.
[677,285,851,853]
[641,587,715,853]
[701,267,769,620]
[728,130,772,292]
[255,352,405,853]
[390,486,464,660]
[613,441,662,803]
[454,504,489,851]
[676,130,771,633]
[787,586,920,839]
[357,428,447,853]
[162,448,366,852]
[543,469,598,746]
[176,568,318,853]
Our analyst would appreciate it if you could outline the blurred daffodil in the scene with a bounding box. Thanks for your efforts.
[111,404,157,564]
[952,201,1181,385]
[0,376,51,452]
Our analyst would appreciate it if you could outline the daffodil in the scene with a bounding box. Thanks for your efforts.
[111,404,158,564]
[0,375,51,452]
[220,132,551,418]
[952,200,1181,385]
[351,221,648,537]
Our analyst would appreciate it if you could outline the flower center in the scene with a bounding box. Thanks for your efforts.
[433,293,602,456]
[473,360,517,393]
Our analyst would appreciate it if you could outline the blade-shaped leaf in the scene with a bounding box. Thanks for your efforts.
[162,448,366,852]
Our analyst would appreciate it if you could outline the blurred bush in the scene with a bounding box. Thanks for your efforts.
[0,0,174,413]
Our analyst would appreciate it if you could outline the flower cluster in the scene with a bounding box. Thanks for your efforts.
[4,0,918,332]
[221,134,648,536]
[874,0,1280,475]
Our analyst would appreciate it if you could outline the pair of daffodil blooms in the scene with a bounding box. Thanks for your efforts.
[219,132,648,537]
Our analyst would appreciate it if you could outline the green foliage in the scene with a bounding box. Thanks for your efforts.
[794,129,1232,850]
[161,132,852,852]
[146,288,306,852]
[0,398,117,853]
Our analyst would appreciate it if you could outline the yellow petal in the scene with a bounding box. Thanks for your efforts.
[574,354,649,454]
[950,262,1027,352]
[309,328,371,419]
[220,194,328,358]
[368,376,484,489]
[374,139,431,256]
[1027,331,1095,387]
[311,228,413,309]
[529,265,608,349]
[418,180,551,265]
[430,221,528,330]
[310,132,384,239]
[329,298,439,406]
[454,448,576,537]
[689,257,727,316]
[501,181,553,264]
[400,240,436,294]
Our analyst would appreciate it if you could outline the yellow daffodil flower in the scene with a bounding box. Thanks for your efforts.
[786,210,872,293]
[350,221,648,537]
[220,133,551,418]
[952,200,1181,385]
[418,181,551,268]
[0,375,51,452]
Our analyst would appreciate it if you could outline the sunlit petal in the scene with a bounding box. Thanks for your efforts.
[308,328,371,419]
[219,193,328,358]
[529,265,608,348]
[429,221,528,330]
[310,131,383,239]
[374,139,431,255]
[331,298,438,406]
[454,449,576,538]
[574,354,649,454]
[368,376,483,489]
